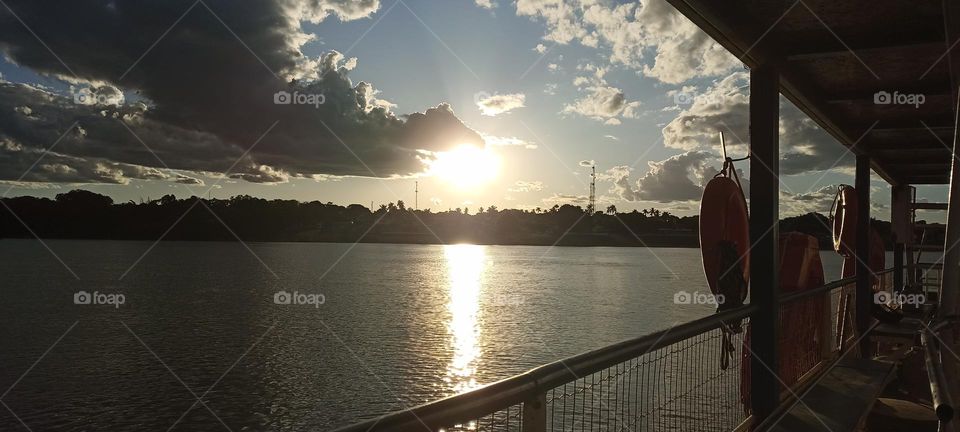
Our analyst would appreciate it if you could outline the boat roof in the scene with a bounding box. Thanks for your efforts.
[666,0,959,185]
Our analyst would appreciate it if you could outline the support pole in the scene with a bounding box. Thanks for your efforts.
[941,92,960,322]
[749,63,780,419]
[855,155,872,356]
[891,184,911,292]
[521,392,546,432]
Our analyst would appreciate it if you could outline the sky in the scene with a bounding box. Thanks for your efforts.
[0,0,948,219]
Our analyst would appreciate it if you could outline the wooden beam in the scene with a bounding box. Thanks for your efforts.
[749,62,780,420]
[903,176,951,184]
[785,36,944,59]
[824,82,953,103]
[868,141,951,151]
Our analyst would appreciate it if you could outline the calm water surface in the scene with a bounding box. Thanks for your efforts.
[0,240,852,431]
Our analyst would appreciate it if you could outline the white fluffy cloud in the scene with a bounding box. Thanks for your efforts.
[509,180,545,192]
[564,64,640,124]
[475,0,496,9]
[287,0,382,22]
[606,151,718,202]
[482,133,537,149]
[543,193,589,205]
[476,93,526,116]
[516,0,740,84]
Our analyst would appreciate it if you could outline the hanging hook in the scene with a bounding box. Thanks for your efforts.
[715,131,750,180]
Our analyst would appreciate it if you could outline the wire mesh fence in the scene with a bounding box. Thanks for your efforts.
[544,324,749,432]
[434,319,750,432]
[337,271,900,432]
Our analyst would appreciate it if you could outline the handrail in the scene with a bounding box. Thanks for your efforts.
[778,268,895,305]
[334,267,900,432]
[331,303,758,432]
[922,324,956,423]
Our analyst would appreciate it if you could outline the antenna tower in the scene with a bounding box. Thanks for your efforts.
[589,166,596,214]
[415,181,419,210]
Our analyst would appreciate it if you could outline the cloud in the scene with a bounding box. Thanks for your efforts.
[475,0,496,9]
[603,135,619,141]
[482,134,537,149]
[543,193,589,205]
[476,93,526,116]
[661,71,853,175]
[509,180,545,192]
[564,64,640,123]
[780,185,838,217]
[0,135,205,185]
[173,173,204,185]
[516,0,739,84]
[606,151,719,202]
[0,1,483,185]
[296,0,382,21]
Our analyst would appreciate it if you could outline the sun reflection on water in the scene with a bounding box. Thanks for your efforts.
[443,244,485,395]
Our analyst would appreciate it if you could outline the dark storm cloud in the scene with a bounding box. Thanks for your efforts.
[0,0,482,184]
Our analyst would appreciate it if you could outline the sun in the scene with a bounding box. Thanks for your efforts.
[429,145,502,190]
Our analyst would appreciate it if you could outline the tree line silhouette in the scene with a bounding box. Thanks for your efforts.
[0,189,893,248]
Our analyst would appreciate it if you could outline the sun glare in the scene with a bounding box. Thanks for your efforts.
[429,145,501,190]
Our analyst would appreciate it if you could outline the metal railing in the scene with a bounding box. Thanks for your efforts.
[334,305,756,432]
[921,322,955,424]
[775,269,895,391]
[918,262,944,299]
[334,269,898,432]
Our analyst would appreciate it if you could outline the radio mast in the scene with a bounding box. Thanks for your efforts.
[588,166,596,215]
[415,181,419,210]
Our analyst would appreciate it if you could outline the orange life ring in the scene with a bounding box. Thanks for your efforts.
[699,176,750,300]
[832,185,858,257]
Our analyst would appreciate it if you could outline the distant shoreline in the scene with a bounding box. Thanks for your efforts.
[3,190,904,251]
[0,234,702,248]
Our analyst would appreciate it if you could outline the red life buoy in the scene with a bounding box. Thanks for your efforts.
[699,176,750,302]
[832,185,858,257]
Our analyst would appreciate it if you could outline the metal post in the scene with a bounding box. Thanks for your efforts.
[892,184,911,292]
[894,243,904,292]
[940,92,960,322]
[521,392,547,432]
[749,62,780,419]
[855,154,872,356]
